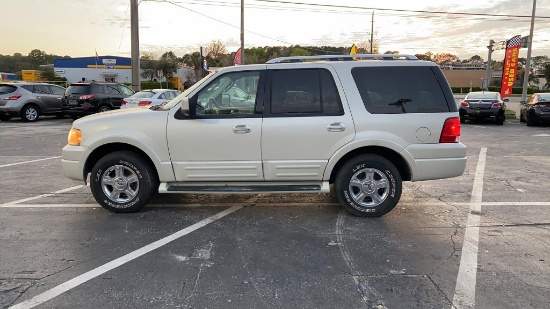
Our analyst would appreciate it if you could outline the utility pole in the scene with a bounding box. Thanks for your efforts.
[521,0,537,103]
[130,0,140,91]
[240,0,245,65]
[200,47,205,78]
[484,40,494,91]
[370,11,374,54]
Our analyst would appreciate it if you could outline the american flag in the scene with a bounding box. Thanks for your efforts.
[506,35,522,48]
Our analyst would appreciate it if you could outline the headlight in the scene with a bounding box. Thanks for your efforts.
[68,128,82,146]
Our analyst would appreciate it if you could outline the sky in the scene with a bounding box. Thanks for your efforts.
[2,0,550,61]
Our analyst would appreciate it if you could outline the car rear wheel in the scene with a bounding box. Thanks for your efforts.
[21,105,40,122]
[98,105,111,113]
[335,154,402,217]
[526,112,536,126]
[496,113,504,125]
[90,151,158,213]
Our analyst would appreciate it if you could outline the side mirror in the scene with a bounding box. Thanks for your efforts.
[180,97,191,117]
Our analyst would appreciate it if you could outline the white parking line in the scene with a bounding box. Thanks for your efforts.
[0,185,84,206]
[452,147,487,309]
[9,205,243,309]
[0,156,61,168]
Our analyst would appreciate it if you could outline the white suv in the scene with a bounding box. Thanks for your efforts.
[62,54,466,217]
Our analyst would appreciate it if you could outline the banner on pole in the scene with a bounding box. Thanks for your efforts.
[500,35,521,98]
[233,48,242,66]
[349,44,358,60]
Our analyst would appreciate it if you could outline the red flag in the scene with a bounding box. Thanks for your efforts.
[233,48,242,66]
[500,35,521,98]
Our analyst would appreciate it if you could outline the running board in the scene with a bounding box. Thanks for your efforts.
[158,182,330,194]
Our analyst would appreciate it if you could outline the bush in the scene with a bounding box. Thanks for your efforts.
[141,81,174,90]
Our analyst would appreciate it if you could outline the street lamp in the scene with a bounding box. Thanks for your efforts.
[521,0,537,103]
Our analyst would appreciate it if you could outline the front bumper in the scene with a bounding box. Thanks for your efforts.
[62,144,90,182]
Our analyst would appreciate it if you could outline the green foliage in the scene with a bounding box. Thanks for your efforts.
[0,49,70,74]
[40,68,67,82]
[141,81,174,90]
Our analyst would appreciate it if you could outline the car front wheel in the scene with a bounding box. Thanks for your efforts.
[335,154,402,217]
[90,151,158,213]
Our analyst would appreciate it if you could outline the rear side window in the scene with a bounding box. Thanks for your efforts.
[269,69,343,115]
[0,85,17,94]
[105,85,121,95]
[352,66,450,114]
[33,85,53,94]
[66,85,91,95]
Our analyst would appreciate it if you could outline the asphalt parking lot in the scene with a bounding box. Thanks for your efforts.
[1,114,549,309]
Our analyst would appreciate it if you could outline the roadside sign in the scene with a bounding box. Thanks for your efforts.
[102,59,116,65]
[157,70,163,78]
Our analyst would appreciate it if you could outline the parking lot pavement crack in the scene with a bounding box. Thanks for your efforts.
[38,255,106,282]
[5,279,38,308]
[186,263,205,301]
[336,212,386,308]
[425,274,455,308]
[447,225,461,261]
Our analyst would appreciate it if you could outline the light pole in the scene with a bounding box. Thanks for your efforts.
[521,0,537,103]
[130,0,140,91]
[240,0,245,65]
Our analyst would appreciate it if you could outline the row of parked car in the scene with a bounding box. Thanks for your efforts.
[0,81,181,122]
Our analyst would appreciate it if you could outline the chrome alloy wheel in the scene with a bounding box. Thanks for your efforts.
[25,107,38,121]
[348,167,389,207]
[101,165,140,204]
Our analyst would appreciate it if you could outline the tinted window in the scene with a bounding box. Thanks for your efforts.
[352,66,450,114]
[0,85,17,94]
[120,85,134,96]
[466,93,498,100]
[66,85,91,95]
[106,84,121,95]
[33,85,53,94]
[270,69,343,115]
[158,92,167,100]
[50,85,65,95]
[131,91,156,99]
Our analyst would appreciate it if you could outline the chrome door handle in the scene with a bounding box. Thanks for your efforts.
[233,124,251,134]
[327,122,346,132]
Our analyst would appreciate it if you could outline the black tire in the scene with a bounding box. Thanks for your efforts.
[335,154,402,217]
[0,115,12,121]
[519,112,525,123]
[460,116,465,124]
[90,151,158,213]
[526,112,536,127]
[495,113,504,125]
[98,105,111,113]
[20,105,40,122]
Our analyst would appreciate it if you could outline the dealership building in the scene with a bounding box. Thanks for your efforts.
[53,56,194,85]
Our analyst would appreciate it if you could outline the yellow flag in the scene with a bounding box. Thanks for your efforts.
[349,44,358,55]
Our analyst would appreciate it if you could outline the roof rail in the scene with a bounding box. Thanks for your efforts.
[266,54,418,64]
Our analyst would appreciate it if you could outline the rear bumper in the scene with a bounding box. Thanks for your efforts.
[403,143,467,181]
[0,106,21,116]
[460,107,502,119]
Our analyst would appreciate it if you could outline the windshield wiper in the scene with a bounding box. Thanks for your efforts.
[388,98,412,113]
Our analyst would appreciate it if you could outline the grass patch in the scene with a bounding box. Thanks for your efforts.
[505,109,516,118]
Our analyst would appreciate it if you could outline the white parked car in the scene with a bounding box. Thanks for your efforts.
[120,89,180,109]
[62,54,467,217]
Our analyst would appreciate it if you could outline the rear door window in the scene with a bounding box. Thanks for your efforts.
[106,84,121,95]
[0,85,17,94]
[33,85,53,94]
[352,66,452,114]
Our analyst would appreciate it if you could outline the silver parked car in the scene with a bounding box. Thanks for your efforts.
[0,82,66,122]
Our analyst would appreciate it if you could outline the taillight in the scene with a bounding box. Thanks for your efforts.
[5,94,22,100]
[491,102,502,108]
[79,94,95,100]
[121,99,127,105]
[138,101,151,106]
[460,101,469,107]
[440,117,461,143]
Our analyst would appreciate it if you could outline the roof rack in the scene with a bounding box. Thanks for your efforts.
[266,54,417,64]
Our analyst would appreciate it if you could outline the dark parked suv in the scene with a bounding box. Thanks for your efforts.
[62,82,134,118]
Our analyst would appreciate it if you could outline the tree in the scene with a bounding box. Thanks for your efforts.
[415,52,433,61]
[28,49,46,66]
[543,63,550,89]
[433,53,459,65]
[205,40,227,60]
[289,46,311,57]
[140,52,157,81]
[358,41,379,54]
[157,51,179,80]
[181,52,202,80]
[383,51,400,54]
[40,68,67,82]
[467,55,484,63]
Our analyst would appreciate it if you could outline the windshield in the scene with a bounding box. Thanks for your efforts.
[467,93,498,100]
[159,73,217,110]
[131,91,156,99]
